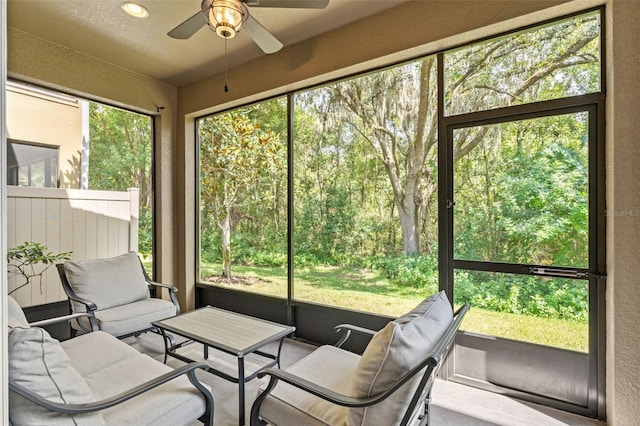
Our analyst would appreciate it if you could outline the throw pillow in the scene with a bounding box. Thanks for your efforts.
[347,291,453,426]
[7,296,29,328]
[8,326,105,426]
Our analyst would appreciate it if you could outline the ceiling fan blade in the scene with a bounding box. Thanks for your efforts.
[168,10,207,39]
[244,0,329,9]
[244,15,284,54]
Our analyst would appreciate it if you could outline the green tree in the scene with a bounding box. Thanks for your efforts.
[303,13,599,256]
[88,103,153,255]
[199,109,285,277]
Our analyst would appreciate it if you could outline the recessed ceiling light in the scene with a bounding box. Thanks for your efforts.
[121,2,150,18]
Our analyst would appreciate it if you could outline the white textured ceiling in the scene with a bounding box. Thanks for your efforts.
[7,0,405,87]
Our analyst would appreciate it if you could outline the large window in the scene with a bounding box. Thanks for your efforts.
[292,58,439,316]
[442,11,601,354]
[196,10,602,331]
[197,98,288,297]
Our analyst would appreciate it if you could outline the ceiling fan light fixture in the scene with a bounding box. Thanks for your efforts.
[206,0,247,39]
[121,2,149,18]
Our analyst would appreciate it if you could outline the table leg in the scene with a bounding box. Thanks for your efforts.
[238,356,246,426]
[276,337,286,368]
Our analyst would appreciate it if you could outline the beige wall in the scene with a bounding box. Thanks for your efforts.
[606,1,640,424]
[6,0,640,423]
[7,27,179,289]
[6,84,82,188]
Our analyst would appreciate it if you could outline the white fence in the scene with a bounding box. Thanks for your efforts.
[7,187,139,307]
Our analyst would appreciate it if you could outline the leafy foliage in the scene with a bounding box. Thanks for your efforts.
[8,242,72,295]
[88,103,153,257]
[199,101,287,277]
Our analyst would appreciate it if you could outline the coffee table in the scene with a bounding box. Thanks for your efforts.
[153,306,295,426]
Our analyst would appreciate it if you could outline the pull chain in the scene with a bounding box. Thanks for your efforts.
[224,37,229,93]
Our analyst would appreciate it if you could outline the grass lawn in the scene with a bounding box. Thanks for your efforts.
[200,263,588,352]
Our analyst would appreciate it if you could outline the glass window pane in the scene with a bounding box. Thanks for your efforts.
[293,57,439,316]
[7,141,59,188]
[197,98,288,299]
[455,270,588,351]
[445,12,600,116]
[453,113,589,268]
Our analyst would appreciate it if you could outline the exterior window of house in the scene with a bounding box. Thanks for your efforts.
[7,140,59,188]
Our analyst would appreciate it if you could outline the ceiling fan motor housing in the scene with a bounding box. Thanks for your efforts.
[202,0,248,38]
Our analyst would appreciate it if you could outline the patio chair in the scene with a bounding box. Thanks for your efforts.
[250,291,469,426]
[7,295,213,426]
[57,251,180,339]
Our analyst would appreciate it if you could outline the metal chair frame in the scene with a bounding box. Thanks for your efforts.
[250,303,470,426]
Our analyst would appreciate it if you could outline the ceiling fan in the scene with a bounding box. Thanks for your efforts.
[168,0,330,54]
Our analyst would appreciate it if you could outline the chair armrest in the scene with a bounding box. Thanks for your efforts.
[55,263,98,312]
[146,279,181,315]
[254,350,443,410]
[148,280,178,293]
[138,256,181,315]
[9,362,214,425]
[29,313,96,328]
[255,367,380,408]
[334,324,378,348]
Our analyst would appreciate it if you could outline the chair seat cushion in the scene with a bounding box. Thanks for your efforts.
[81,353,207,426]
[60,331,141,376]
[347,291,454,426]
[259,345,360,426]
[62,330,207,425]
[92,298,177,337]
[8,326,105,426]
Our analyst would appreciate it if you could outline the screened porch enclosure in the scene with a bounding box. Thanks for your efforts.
[196,9,605,419]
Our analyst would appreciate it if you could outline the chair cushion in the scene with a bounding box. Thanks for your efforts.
[61,330,208,425]
[259,345,359,426]
[8,326,105,426]
[60,331,141,376]
[7,295,29,328]
[82,353,208,425]
[93,298,177,337]
[347,291,453,426]
[64,251,150,311]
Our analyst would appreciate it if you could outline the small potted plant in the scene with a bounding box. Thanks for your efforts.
[8,241,72,295]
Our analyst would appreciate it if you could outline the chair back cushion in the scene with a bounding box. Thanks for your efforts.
[347,291,453,426]
[64,252,150,311]
[8,326,105,425]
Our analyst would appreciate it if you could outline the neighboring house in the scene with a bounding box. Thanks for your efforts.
[6,81,87,189]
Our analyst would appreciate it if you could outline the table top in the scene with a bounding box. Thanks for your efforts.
[153,306,295,357]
